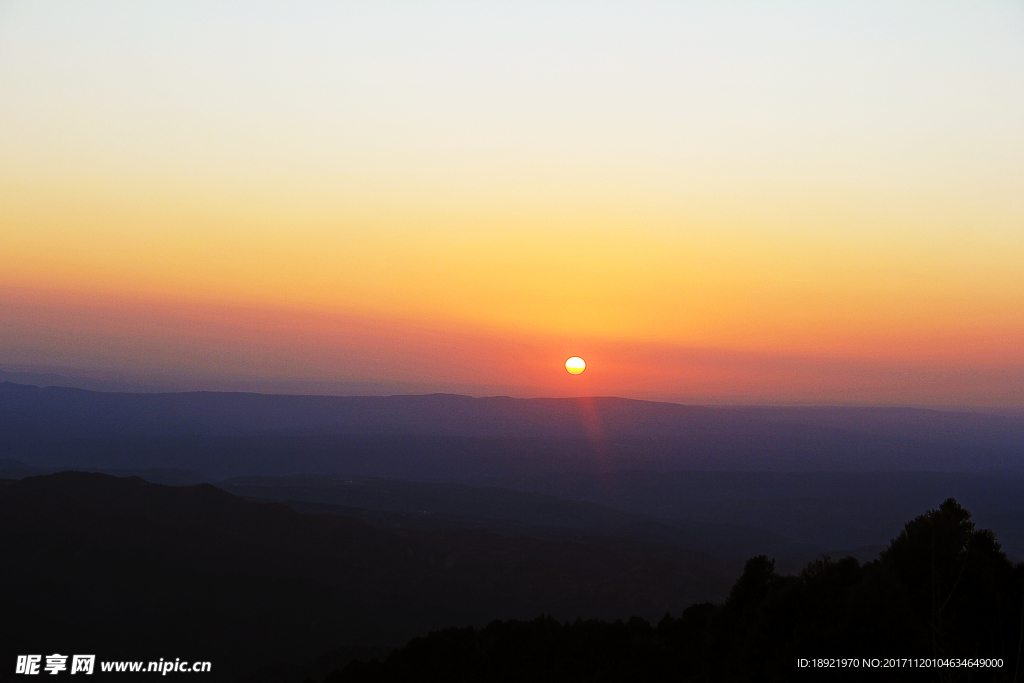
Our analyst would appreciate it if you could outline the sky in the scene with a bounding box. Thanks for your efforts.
[1,1,1023,406]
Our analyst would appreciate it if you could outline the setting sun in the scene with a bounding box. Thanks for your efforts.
[565,357,586,375]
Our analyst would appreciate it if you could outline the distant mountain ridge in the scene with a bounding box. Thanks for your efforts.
[0,381,754,438]
[2,381,1023,475]
[4,380,1024,440]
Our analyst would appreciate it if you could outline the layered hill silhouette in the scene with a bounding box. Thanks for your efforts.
[3,382,1024,478]
[0,472,733,682]
[4,382,1024,680]
[217,474,826,567]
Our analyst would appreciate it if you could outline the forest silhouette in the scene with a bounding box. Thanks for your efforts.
[324,499,1022,682]
[2,469,1023,681]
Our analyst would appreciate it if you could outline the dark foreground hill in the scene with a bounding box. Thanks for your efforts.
[9,457,1024,564]
[217,474,826,568]
[319,499,1024,683]
[0,473,732,682]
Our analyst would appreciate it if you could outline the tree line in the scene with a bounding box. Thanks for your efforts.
[321,499,1024,682]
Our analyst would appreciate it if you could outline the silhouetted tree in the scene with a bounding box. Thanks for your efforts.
[881,498,1019,680]
[325,499,1024,683]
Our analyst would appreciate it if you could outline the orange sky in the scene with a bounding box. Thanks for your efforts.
[1,2,1023,406]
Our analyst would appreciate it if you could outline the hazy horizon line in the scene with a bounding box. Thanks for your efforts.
[4,365,1021,414]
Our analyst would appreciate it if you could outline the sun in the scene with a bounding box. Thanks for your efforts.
[564,357,586,375]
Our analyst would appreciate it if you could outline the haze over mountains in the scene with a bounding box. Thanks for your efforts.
[3,381,1024,561]
[4,382,1024,478]
[0,368,529,399]
[3,380,1024,680]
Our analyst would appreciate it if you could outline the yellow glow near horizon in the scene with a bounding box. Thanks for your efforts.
[1,2,1023,405]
